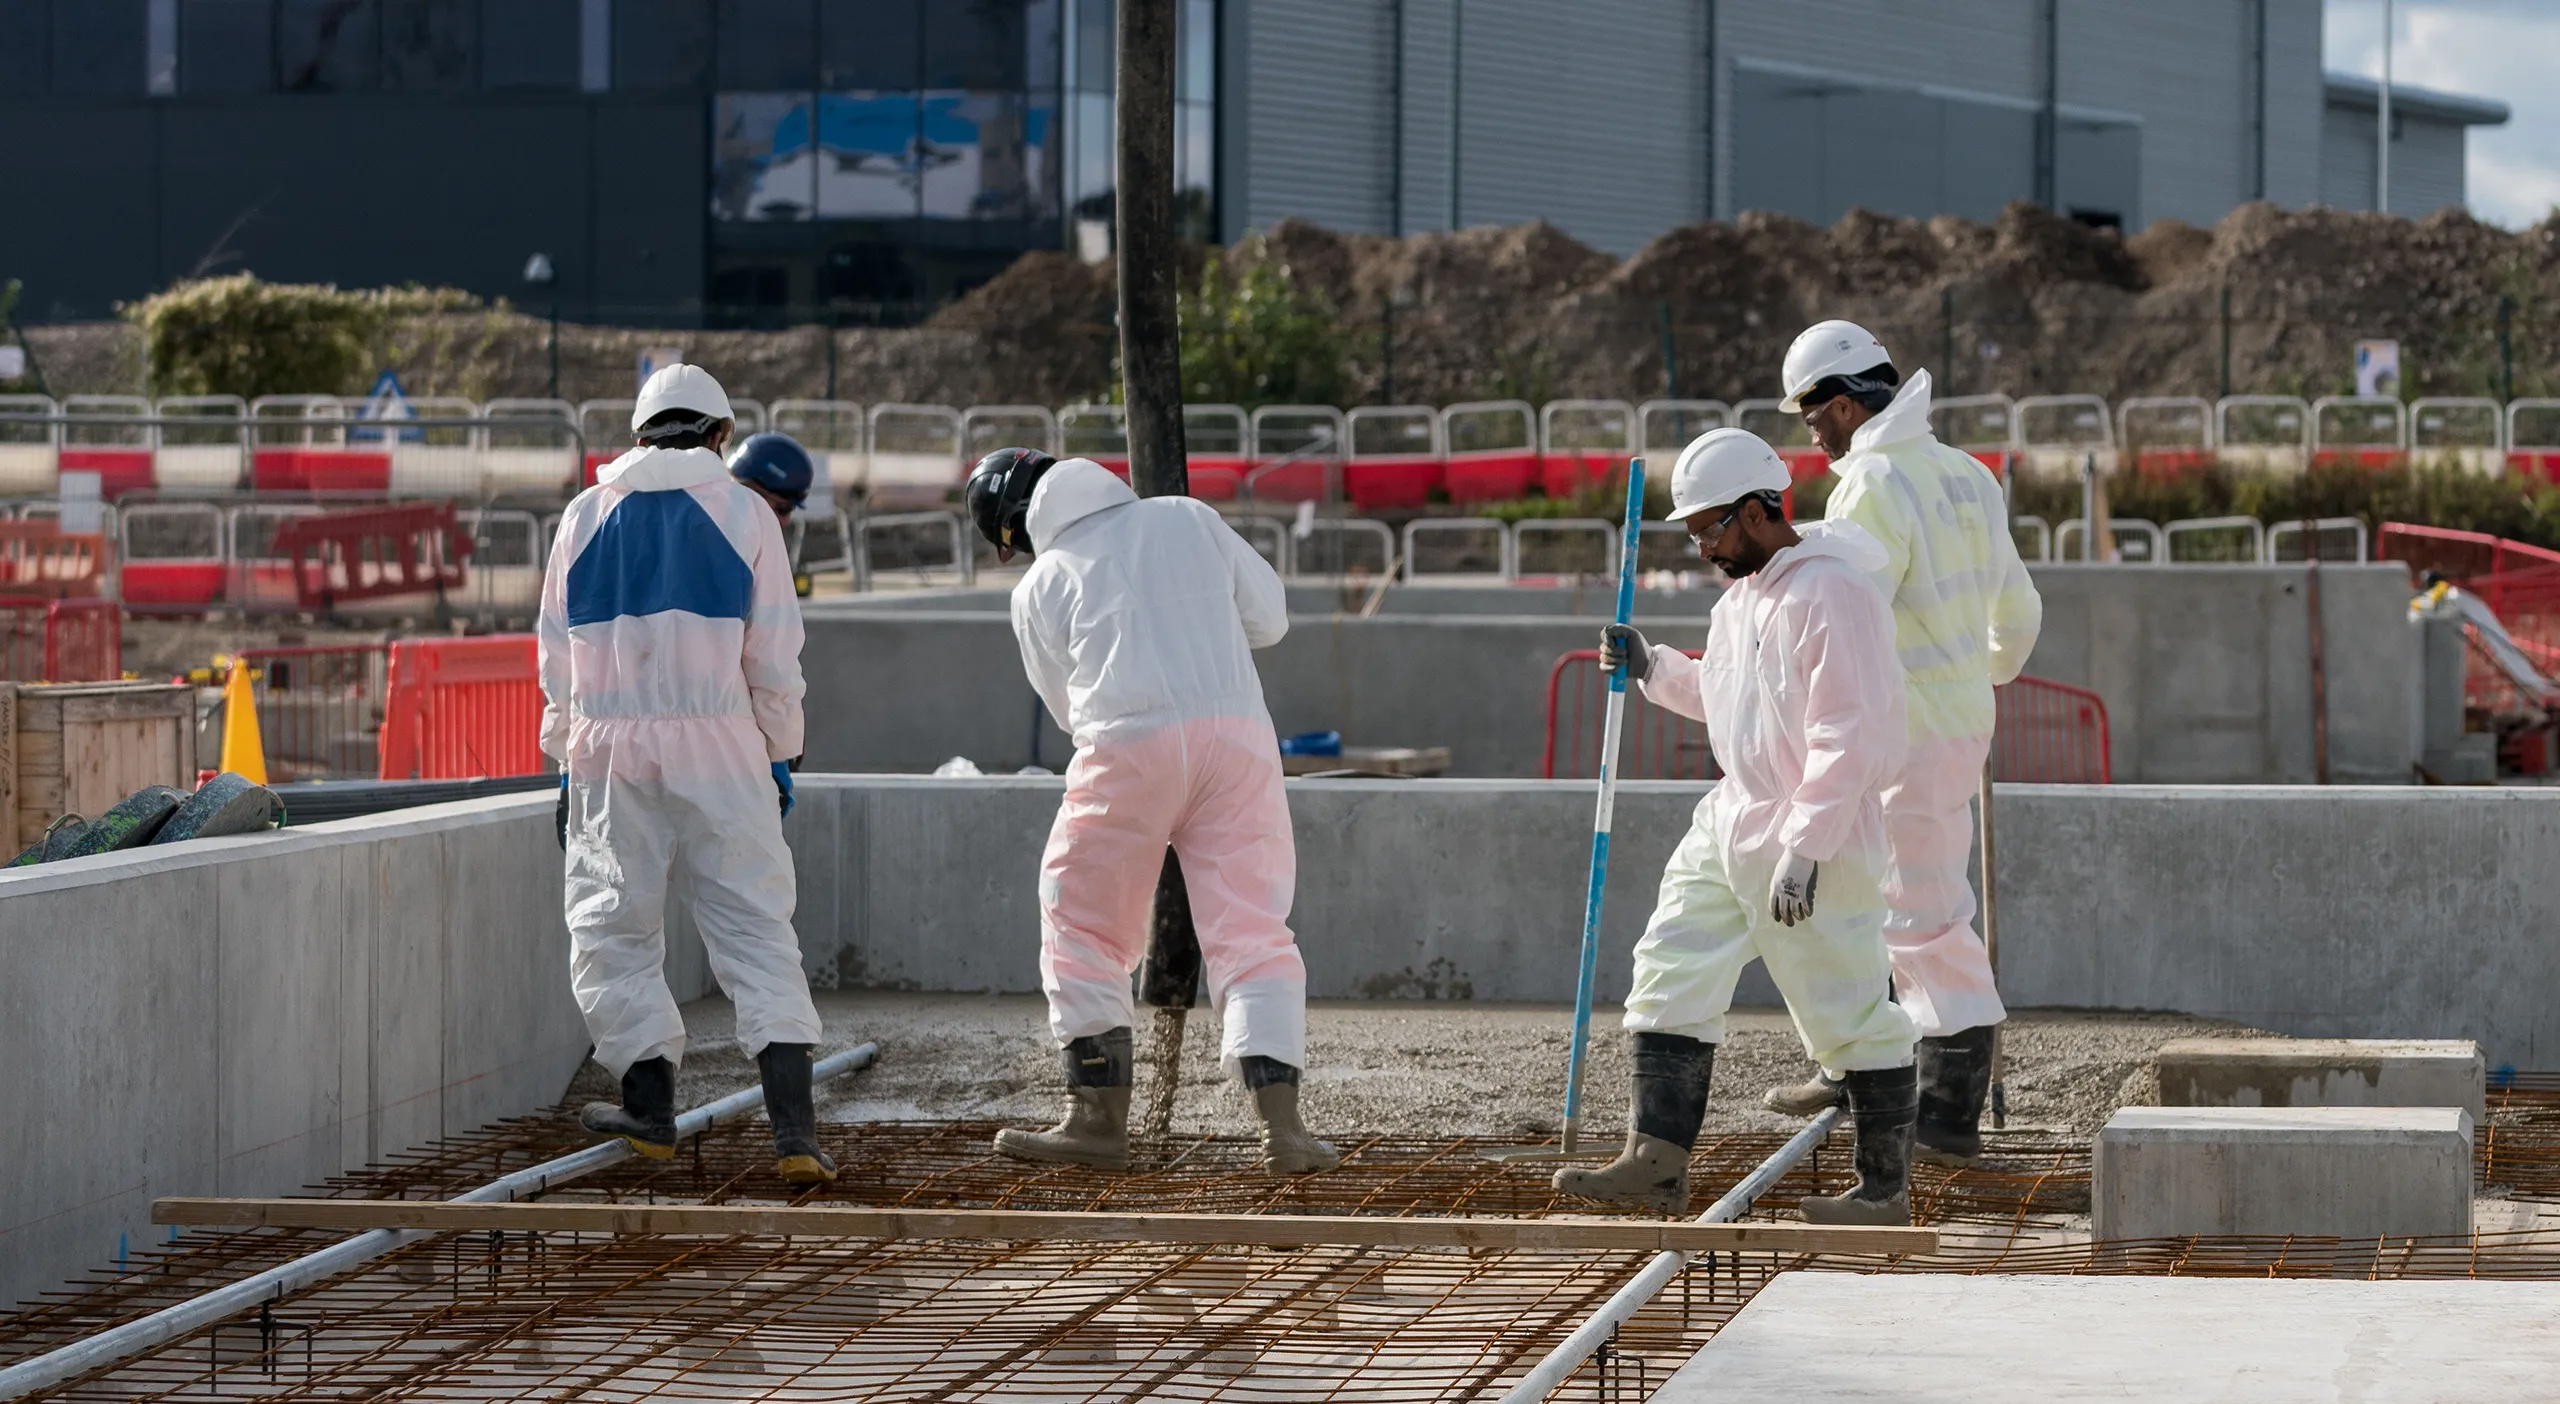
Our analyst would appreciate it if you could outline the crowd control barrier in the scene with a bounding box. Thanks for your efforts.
[376,635,545,780]
[235,643,394,782]
[0,597,120,682]
[0,521,106,597]
[270,503,472,613]
[1991,676,2112,783]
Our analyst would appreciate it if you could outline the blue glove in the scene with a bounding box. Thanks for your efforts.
[772,761,794,819]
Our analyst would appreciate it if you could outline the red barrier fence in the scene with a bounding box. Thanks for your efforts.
[0,522,107,599]
[235,644,394,782]
[0,597,122,682]
[2376,521,2560,582]
[1543,649,2112,784]
[271,504,472,612]
[376,635,545,780]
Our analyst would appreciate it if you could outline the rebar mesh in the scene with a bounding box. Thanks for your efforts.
[7,1086,2560,1402]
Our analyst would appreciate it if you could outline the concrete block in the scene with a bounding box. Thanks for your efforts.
[2156,1038,2485,1122]
[2093,1106,2472,1241]
[1655,1274,2560,1403]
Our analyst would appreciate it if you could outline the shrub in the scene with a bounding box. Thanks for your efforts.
[125,275,484,400]
[1167,248,1349,410]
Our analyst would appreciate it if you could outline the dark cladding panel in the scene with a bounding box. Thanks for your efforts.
[484,0,581,89]
[0,106,159,319]
[53,0,146,93]
[590,96,710,321]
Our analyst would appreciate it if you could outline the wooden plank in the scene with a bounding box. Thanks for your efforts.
[150,1198,1936,1256]
[65,717,183,817]
[56,685,191,727]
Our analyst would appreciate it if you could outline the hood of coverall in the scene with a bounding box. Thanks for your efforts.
[1847,368,1937,454]
[1760,517,1890,587]
[597,445,733,492]
[1023,456,1138,552]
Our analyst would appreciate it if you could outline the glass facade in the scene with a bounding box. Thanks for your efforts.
[1061,0,1217,245]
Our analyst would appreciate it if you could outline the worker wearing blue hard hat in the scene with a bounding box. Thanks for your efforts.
[727,432,817,522]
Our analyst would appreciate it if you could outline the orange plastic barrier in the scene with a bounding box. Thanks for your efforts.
[0,597,121,682]
[0,522,107,599]
[376,635,546,781]
[270,503,472,612]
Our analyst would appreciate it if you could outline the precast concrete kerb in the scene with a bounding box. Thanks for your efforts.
[0,1042,883,1401]
[1498,1104,1848,1403]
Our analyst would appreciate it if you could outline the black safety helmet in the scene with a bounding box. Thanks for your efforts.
[966,447,1057,561]
[727,432,816,510]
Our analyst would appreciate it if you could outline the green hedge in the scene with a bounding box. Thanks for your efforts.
[125,274,485,400]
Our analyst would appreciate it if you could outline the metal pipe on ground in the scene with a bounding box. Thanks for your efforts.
[1496,1104,1848,1403]
[0,1042,882,1401]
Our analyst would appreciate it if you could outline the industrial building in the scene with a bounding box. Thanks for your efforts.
[0,0,2511,327]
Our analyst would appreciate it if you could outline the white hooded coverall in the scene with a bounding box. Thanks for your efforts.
[1823,368,2043,1037]
[539,444,824,1078]
[1623,521,1917,1075]
[1008,458,1309,1072]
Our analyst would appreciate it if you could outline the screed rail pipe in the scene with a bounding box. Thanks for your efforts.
[1497,1104,1848,1403]
[0,1042,882,1401]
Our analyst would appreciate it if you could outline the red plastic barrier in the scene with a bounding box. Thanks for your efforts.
[2376,522,2560,583]
[58,448,156,499]
[583,452,614,487]
[270,503,472,611]
[236,643,392,781]
[253,447,393,493]
[1539,451,1618,500]
[1187,456,1250,502]
[2312,448,2407,472]
[1446,450,1540,504]
[377,635,545,780]
[0,522,106,599]
[1346,456,1443,510]
[1542,650,2110,784]
[121,562,225,611]
[0,597,121,682]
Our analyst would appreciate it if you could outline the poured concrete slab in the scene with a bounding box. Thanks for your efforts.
[2095,1106,2472,1240]
[2157,1038,2484,1122]
[1654,1274,2560,1403]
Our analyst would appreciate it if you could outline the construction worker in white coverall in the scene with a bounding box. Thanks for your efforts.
[1760,320,2044,1169]
[540,362,835,1186]
[1554,428,1921,1226]
[963,448,1338,1177]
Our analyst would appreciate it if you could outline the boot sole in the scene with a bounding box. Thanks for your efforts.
[1915,1145,1981,1170]
[617,1134,678,1161]
[1264,1153,1341,1175]
[776,1154,839,1185]
[1795,1196,1911,1226]
[992,1131,1130,1170]
[1762,1096,1843,1116]
[1552,1180,1688,1216]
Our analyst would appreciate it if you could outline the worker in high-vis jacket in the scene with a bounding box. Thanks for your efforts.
[1554,428,1920,1226]
[1761,319,2044,1169]
[539,362,835,1186]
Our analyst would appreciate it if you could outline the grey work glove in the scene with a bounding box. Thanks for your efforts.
[1769,849,1820,927]
[1600,623,1652,681]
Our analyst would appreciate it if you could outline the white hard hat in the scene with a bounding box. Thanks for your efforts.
[1665,428,1791,521]
[632,362,733,434]
[1778,319,1892,413]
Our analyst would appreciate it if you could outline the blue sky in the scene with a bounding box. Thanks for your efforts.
[2325,0,2560,227]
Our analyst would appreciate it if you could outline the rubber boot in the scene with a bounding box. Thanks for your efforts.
[580,1056,677,1159]
[758,1042,839,1185]
[1552,1034,1714,1215]
[1798,1065,1917,1226]
[994,1028,1133,1169]
[1914,1024,1997,1168]
[1762,1070,1844,1117]
[1240,1056,1340,1174]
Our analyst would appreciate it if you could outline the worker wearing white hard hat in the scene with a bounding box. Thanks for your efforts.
[1758,320,2044,1172]
[539,360,834,1185]
[1554,427,1919,1226]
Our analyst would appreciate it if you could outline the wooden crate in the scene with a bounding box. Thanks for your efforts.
[1,681,194,850]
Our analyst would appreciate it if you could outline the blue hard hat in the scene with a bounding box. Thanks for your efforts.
[728,432,815,507]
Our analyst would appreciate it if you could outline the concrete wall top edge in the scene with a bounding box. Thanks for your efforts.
[0,793,555,901]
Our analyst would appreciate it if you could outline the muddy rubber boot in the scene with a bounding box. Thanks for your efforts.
[580,1056,678,1159]
[1762,1070,1844,1117]
[1798,1065,1917,1226]
[1553,1034,1714,1215]
[757,1042,839,1185]
[1240,1057,1340,1174]
[1914,1024,1996,1168]
[994,1028,1134,1169]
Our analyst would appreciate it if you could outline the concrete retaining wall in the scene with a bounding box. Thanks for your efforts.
[800,565,2420,782]
[0,795,591,1310]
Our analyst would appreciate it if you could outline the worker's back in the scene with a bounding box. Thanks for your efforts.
[1822,370,2040,740]
[1008,458,1288,746]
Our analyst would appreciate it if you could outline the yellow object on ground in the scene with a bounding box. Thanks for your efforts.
[218,659,267,785]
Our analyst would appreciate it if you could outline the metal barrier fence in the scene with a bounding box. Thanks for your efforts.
[235,644,394,783]
[0,597,120,682]
[1544,652,2110,784]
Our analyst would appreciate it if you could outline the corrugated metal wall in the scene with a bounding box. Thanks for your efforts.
[1238,0,1399,234]
[2321,103,2470,216]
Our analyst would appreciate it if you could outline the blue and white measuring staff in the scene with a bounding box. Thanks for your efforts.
[1559,457,1648,1154]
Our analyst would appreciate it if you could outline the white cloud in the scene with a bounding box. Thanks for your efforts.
[2326,0,2560,227]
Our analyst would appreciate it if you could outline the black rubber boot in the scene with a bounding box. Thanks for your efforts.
[580,1056,678,1159]
[1798,1065,1917,1225]
[758,1042,838,1185]
[1915,1024,1998,1168]
[995,1027,1135,1168]
[1553,1034,1714,1215]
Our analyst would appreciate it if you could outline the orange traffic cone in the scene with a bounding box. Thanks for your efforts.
[218,657,268,786]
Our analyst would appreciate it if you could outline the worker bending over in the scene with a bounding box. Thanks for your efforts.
[968,450,1337,1176]
[1556,429,1919,1225]
[540,363,835,1185]
[1761,321,2043,1168]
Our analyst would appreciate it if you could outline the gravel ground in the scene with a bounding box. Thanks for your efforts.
[611,992,2263,1144]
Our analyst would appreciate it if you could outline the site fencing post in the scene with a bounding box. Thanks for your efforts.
[2220,284,2233,398]
[1940,287,1955,392]
[1657,300,1678,399]
[2500,294,2516,406]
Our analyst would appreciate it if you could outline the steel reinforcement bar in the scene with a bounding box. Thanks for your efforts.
[0,1042,881,1401]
